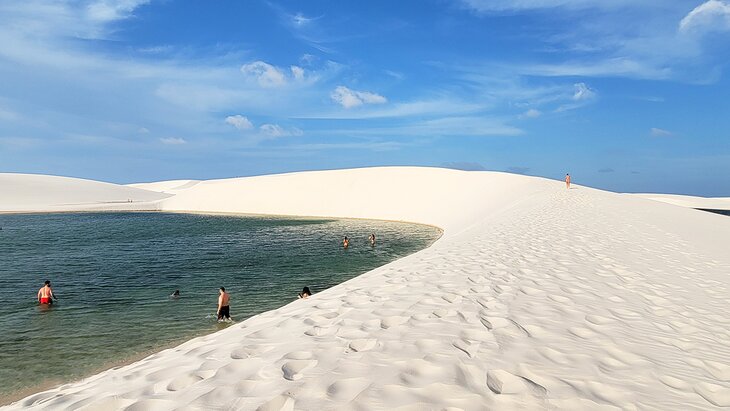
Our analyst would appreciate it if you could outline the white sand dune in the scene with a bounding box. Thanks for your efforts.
[2,167,729,410]
[0,173,170,213]
[127,179,201,194]
[632,193,730,211]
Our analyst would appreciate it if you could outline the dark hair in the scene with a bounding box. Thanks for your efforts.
[302,286,311,295]
[44,280,50,285]
[220,287,225,292]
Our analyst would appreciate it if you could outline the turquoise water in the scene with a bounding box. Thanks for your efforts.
[0,212,440,401]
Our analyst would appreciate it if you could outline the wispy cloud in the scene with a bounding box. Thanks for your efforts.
[259,124,303,138]
[650,127,674,137]
[520,108,542,118]
[160,137,186,145]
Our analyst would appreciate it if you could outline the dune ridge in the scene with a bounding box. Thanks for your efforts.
[2,167,729,410]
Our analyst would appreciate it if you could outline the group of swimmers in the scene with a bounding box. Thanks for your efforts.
[343,233,376,249]
[38,282,314,324]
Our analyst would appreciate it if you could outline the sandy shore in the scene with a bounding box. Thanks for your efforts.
[2,167,729,410]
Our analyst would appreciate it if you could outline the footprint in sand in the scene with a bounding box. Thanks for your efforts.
[281,359,318,381]
[327,377,371,401]
[256,394,295,411]
[348,339,377,352]
[487,369,546,395]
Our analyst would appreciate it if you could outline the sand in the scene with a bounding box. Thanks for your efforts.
[633,193,730,211]
[0,173,170,213]
[2,167,729,410]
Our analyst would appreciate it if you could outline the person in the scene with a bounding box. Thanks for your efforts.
[171,289,180,298]
[37,280,55,305]
[368,233,376,246]
[565,173,571,189]
[298,286,312,299]
[343,236,350,249]
[217,287,230,321]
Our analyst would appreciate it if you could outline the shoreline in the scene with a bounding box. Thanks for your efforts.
[0,208,443,407]
[2,167,729,410]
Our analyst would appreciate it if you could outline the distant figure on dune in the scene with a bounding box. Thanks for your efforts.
[217,287,230,321]
[369,233,376,246]
[171,289,180,298]
[37,280,56,305]
[298,287,312,299]
[343,236,350,249]
[565,173,571,189]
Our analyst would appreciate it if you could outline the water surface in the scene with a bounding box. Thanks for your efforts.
[0,212,440,402]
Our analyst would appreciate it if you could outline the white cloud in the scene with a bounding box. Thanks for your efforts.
[225,115,254,130]
[291,65,305,80]
[240,61,287,87]
[330,86,387,109]
[679,0,730,34]
[650,127,674,137]
[259,124,303,138]
[160,137,186,145]
[137,127,149,134]
[521,108,542,118]
[572,82,596,100]
[86,0,150,23]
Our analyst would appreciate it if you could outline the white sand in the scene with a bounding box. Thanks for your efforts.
[632,193,730,211]
[2,167,729,410]
[0,173,170,213]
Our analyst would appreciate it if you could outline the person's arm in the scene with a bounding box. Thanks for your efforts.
[49,288,55,301]
[217,295,223,314]
[37,289,42,302]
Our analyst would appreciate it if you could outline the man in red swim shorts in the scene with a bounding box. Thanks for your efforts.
[37,280,55,305]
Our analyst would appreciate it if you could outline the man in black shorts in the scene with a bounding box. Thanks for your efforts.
[217,287,230,320]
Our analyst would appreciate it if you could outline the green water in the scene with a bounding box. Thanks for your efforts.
[0,212,440,401]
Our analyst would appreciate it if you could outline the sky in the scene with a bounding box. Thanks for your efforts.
[0,0,729,195]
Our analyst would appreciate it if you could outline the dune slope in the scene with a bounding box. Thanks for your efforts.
[0,174,170,213]
[3,167,729,410]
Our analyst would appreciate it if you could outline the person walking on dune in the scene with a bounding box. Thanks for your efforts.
[565,173,571,189]
[217,287,230,321]
[37,280,56,305]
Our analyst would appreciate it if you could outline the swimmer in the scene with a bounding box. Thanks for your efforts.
[217,287,230,320]
[565,173,571,189]
[343,236,350,249]
[171,289,180,298]
[37,280,55,305]
[368,233,376,246]
[298,286,312,299]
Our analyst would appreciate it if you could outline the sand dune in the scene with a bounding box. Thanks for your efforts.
[0,173,170,213]
[632,193,730,211]
[2,167,729,410]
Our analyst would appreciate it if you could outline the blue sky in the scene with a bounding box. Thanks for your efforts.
[0,0,729,195]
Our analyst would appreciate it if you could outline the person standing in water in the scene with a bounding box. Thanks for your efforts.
[37,280,55,305]
[343,236,350,249]
[368,233,376,246]
[217,287,230,321]
[565,173,571,189]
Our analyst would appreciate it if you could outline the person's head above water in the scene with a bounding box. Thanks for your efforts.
[44,280,51,286]
[302,286,311,295]
[220,287,225,292]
